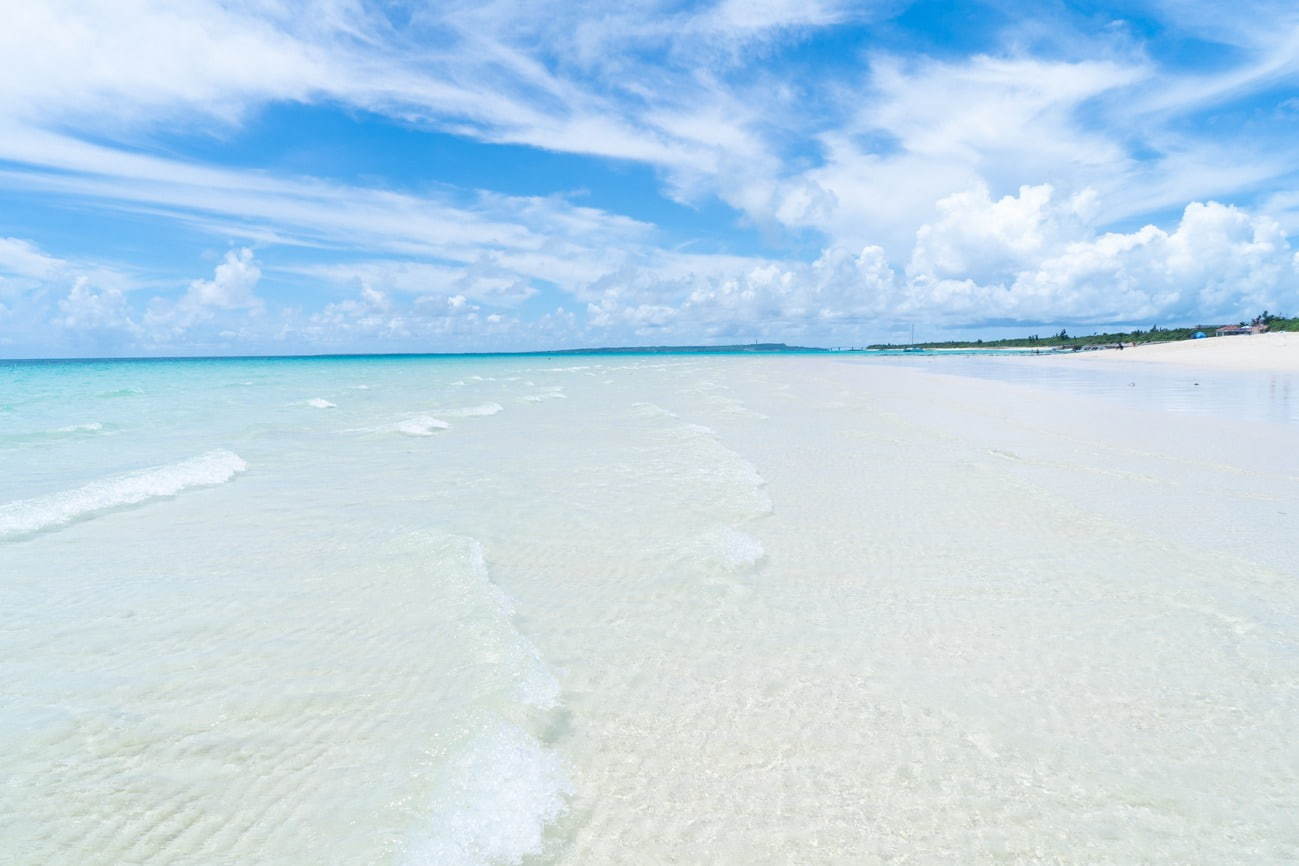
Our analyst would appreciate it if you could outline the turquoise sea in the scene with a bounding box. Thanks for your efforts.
[2,353,782,863]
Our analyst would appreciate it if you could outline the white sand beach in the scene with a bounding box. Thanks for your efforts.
[4,354,1298,863]
[1071,331,1299,371]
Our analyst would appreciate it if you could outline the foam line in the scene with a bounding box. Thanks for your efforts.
[0,450,247,539]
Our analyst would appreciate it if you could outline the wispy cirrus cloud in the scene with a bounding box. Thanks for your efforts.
[4,0,1299,355]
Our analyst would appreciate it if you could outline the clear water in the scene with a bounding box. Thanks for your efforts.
[2,354,1297,864]
[858,353,1299,426]
[0,355,776,864]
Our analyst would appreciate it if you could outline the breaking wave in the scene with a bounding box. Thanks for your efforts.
[400,538,570,866]
[0,450,248,540]
[1,422,110,445]
[522,388,567,403]
[402,722,572,866]
[447,402,504,418]
[54,421,104,434]
[394,416,451,436]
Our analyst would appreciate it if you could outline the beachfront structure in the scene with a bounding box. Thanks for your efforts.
[1215,323,1269,336]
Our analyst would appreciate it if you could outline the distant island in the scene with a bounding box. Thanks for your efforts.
[867,311,1299,351]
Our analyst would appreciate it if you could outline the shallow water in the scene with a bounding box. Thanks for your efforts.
[863,352,1299,425]
[2,354,1296,864]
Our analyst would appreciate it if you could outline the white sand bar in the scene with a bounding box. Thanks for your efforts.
[1069,330,1299,371]
[542,358,1299,862]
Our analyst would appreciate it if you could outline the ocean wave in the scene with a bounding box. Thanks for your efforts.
[306,398,337,409]
[397,537,570,866]
[0,450,247,540]
[2,422,109,444]
[521,389,566,403]
[403,722,573,866]
[465,540,560,711]
[96,387,142,398]
[54,421,105,434]
[447,402,504,418]
[681,527,767,576]
[629,402,678,419]
[716,527,766,571]
[394,416,451,436]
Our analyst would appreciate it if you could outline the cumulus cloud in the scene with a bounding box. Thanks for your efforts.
[55,277,138,333]
[905,186,1298,323]
[0,237,145,352]
[144,247,264,338]
[908,185,1099,283]
[582,244,900,338]
[282,279,554,351]
[185,247,262,311]
[576,187,1299,337]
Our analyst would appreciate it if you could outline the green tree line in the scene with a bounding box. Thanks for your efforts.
[868,311,1299,350]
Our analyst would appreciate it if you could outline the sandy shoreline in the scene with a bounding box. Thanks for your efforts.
[1066,330,1299,371]
[6,353,1297,863]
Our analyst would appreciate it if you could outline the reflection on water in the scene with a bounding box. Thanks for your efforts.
[859,354,1299,426]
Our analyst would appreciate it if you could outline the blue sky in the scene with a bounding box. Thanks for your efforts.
[3,0,1299,356]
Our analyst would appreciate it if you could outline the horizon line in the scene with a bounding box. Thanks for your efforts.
[0,342,833,364]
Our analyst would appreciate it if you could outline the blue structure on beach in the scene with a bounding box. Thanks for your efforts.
[1193,331,1207,339]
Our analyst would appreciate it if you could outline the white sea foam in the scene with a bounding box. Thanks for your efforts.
[465,540,561,710]
[53,422,104,434]
[686,527,767,575]
[447,402,504,418]
[403,723,572,866]
[717,528,766,571]
[0,450,247,539]
[629,402,678,419]
[306,398,337,409]
[522,388,566,403]
[402,540,568,865]
[2,421,109,445]
[394,416,451,436]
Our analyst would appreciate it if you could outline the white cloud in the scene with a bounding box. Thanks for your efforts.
[0,237,67,281]
[291,260,535,308]
[577,188,1299,337]
[582,244,901,337]
[55,278,138,334]
[186,248,262,310]
[0,238,143,349]
[908,184,1099,285]
[905,188,1298,323]
[0,126,655,299]
[5,1,1299,355]
[0,0,326,126]
[284,279,543,350]
[145,248,264,337]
